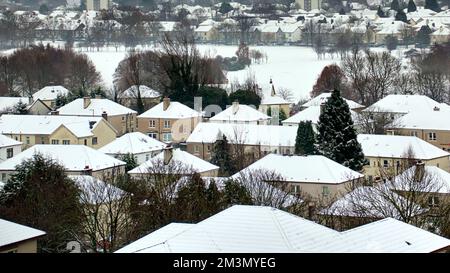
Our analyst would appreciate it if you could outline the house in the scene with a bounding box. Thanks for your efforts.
[57,97,137,136]
[259,83,292,118]
[194,21,219,42]
[0,134,21,162]
[26,99,52,115]
[86,0,111,11]
[430,26,450,44]
[115,205,450,253]
[137,98,202,143]
[0,97,29,114]
[0,114,117,150]
[295,0,322,12]
[99,132,166,165]
[209,101,271,125]
[282,105,362,131]
[374,21,407,44]
[0,145,125,181]
[232,154,364,199]
[32,86,69,109]
[117,85,161,111]
[357,134,450,182]
[128,147,219,177]
[301,92,365,111]
[0,218,46,253]
[186,123,298,161]
[386,104,450,151]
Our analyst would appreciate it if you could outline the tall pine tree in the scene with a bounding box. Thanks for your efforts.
[295,121,316,155]
[316,89,366,171]
[425,0,441,12]
[395,9,408,22]
[210,134,235,176]
[407,0,417,12]
[390,0,400,10]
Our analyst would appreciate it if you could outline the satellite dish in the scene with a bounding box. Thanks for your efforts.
[66,241,81,253]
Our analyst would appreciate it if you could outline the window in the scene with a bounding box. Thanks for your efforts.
[51,139,59,144]
[410,131,418,137]
[148,133,157,139]
[15,136,18,141]
[6,148,13,159]
[26,136,30,144]
[122,116,125,121]
[207,145,211,152]
[163,133,172,142]
[62,140,70,145]
[2,173,6,181]
[428,132,437,141]
[164,120,171,129]
[145,154,150,161]
[292,185,301,195]
[84,139,88,146]
[428,196,439,207]
[149,120,156,128]
[92,137,98,145]
[41,137,45,144]
[194,145,200,153]
[383,160,389,168]
[368,175,373,183]
[322,186,330,197]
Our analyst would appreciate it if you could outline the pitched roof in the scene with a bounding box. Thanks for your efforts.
[282,105,360,125]
[301,93,364,109]
[389,166,450,194]
[260,94,291,105]
[128,148,219,175]
[364,95,442,114]
[233,154,363,184]
[0,134,22,148]
[0,145,125,172]
[57,98,137,116]
[116,205,450,253]
[138,101,200,119]
[0,114,104,137]
[118,85,161,99]
[69,175,126,204]
[0,218,46,247]
[187,123,297,147]
[99,132,166,155]
[391,107,450,131]
[32,86,69,101]
[209,103,270,123]
[357,134,450,160]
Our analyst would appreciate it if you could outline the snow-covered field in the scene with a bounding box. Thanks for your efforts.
[2,43,405,102]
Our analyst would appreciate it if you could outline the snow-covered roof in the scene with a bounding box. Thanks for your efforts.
[0,218,46,247]
[233,154,363,184]
[0,114,104,137]
[302,93,364,109]
[0,134,22,148]
[119,85,161,99]
[388,166,450,194]
[195,24,215,32]
[138,100,200,119]
[357,134,450,160]
[431,26,450,36]
[57,98,137,116]
[261,94,291,105]
[159,21,178,32]
[0,145,125,172]
[392,107,450,131]
[128,148,218,175]
[32,86,69,101]
[187,123,297,147]
[209,103,270,123]
[70,175,126,204]
[115,205,340,253]
[282,106,360,126]
[364,95,441,114]
[0,97,29,112]
[99,132,166,155]
[115,205,450,253]
[376,21,407,35]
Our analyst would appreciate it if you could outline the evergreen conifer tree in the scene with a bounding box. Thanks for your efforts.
[316,89,366,171]
[425,0,441,12]
[210,134,234,176]
[395,9,408,22]
[294,121,316,155]
[407,0,417,12]
[377,6,386,17]
[390,0,400,10]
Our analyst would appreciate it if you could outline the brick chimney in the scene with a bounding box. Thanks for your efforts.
[414,161,425,182]
[163,145,173,165]
[83,96,91,109]
[101,111,108,121]
[232,101,239,115]
[163,97,170,111]
[82,165,93,176]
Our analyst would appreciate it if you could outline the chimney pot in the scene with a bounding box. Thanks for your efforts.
[232,101,239,114]
[101,111,108,121]
[163,146,173,165]
[414,162,425,182]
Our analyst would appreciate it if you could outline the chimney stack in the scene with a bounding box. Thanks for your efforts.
[433,106,440,111]
[414,161,425,182]
[163,97,170,111]
[320,103,326,116]
[82,165,93,176]
[28,96,33,105]
[95,94,102,99]
[101,111,108,121]
[163,145,173,165]
[232,101,239,115]
[83,97,91,109]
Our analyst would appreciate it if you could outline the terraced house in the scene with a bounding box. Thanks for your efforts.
[0,115,117,150]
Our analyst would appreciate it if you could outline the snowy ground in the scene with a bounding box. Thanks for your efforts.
[1,42,407,102]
